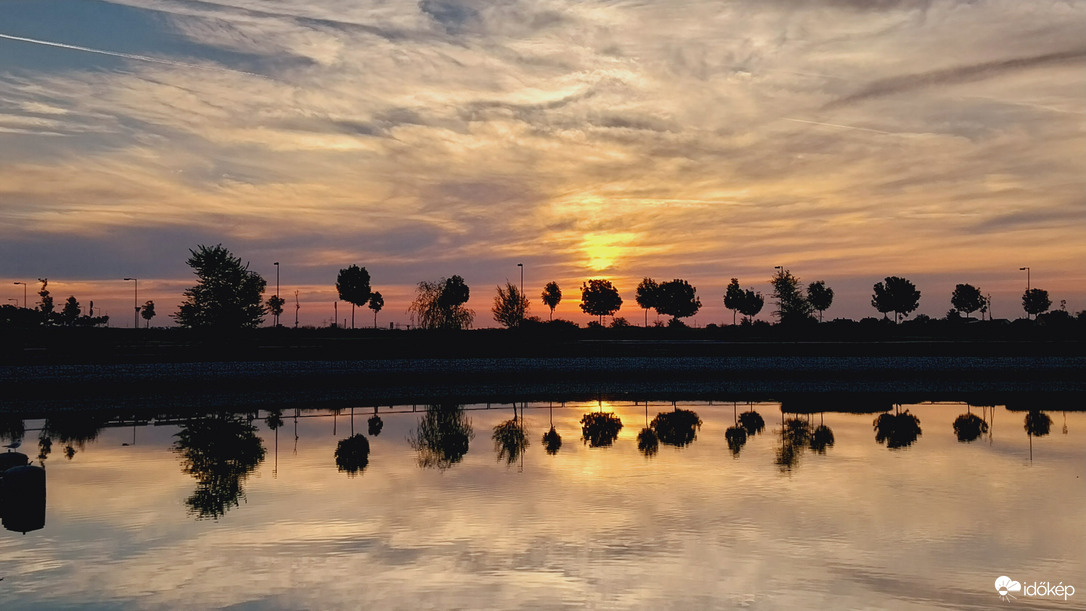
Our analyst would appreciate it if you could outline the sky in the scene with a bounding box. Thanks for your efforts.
[1,0,1084,327]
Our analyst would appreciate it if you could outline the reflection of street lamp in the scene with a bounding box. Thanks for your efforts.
[13,281,26,308]
[274,261,280,327]
[123,278,138,329]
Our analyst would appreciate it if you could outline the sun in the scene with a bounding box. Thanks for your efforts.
[581,232,638,272]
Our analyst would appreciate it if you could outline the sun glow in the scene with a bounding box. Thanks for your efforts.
[581,232,639,272]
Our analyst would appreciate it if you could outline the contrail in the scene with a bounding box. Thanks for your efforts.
[0,33,268,79]
[782,117,898,136]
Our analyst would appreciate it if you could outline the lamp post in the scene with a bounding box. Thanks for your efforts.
[517,263,523,296]
[274,261,280,327]
[13,282,26,308]
[1019,267,1030,292]
[123,278,138,329]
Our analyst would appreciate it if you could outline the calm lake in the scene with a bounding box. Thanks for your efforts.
[1,399,1083,610]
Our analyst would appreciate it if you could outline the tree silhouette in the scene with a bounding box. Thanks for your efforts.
[140,300,156,328]
[1024,410,1052,437]
[637,428,659,457]
[724,426,747,456]
[173,413,266,519]
[175,244,267,329]
[723,278,744,325]
[806,281,834,322]
[410,276,474,330]
[809,423,835,454]
[541,282,562,321]
[1022,288,1051,319]
[579,279,622,324]
[368,291,383,327]
[542,426,562,454]
[871,276,921,323]
[336,265,372,329]
[738,410,766,435]
[265,295,284,326]
[776,417,812,471]
[58,296,80,326]
[409,404,474,470]
[655,279,701,324]
[37,278,54,322]
[367,414,383,436]
[335,434,370,476]
[770,269,813,323]
[635,277,660,326]
[738,289,764,323]
[492,282,530,328]
[950,284,984,318]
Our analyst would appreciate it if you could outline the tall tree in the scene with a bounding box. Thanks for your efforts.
[951,283,984,318]
[655,279,701,323]
[335,265,371,329]
[140,300,156,328]
[871,276,921,323]
[579,279,623,324]
[806,281,834,322]
[635,277,659,327]
[770,269,813,323]
[492,282,530,328]
[541,281,562,320]
[724,278,744,325]
[368,291,383,328]
[265,295,284,326]
[37,278,54,322]
[409,275,474,330]
[1022,288,1051,319]
[60,296,81,326]
[175,244,267,329]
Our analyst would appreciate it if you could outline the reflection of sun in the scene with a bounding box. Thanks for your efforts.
[581,232,637,272]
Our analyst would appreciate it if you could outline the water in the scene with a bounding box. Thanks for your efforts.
[1,401,1083,610]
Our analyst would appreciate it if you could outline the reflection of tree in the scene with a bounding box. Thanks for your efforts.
[637,428,659,457]
[335,434,370,476]
[776,418,812,471]
[1024,410,1052,437]
[0,414,24,444]
[873,409,922,449]
[174,414,266,520]
[409,404,474,470]
[368,415,384,437]
[580,412,623,447]
[725,426,747,456]
[41,412,106,460]
[738,411,765,435]
[542,427,562,455]
[809,424,835,454]
[953,413,989,443]
[650,408,702,447]
[492,419,528,465]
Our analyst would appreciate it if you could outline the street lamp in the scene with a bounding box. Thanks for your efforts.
[123,278,138,329]
[516,263,523,296]
[1019,267,1030,291]
[274,261,280,327]
[13,282,26,308]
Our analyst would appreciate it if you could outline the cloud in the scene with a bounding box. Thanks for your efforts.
[825,47,1086,108]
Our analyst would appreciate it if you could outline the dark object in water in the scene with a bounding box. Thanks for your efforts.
[874,411,922,449]
[738,411,765,436]
[725,426,747,456]
[1,464,46,534]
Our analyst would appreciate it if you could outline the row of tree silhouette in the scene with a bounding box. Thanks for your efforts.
[5,244,1072,330]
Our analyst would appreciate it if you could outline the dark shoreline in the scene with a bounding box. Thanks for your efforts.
[3,354,1084,413]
